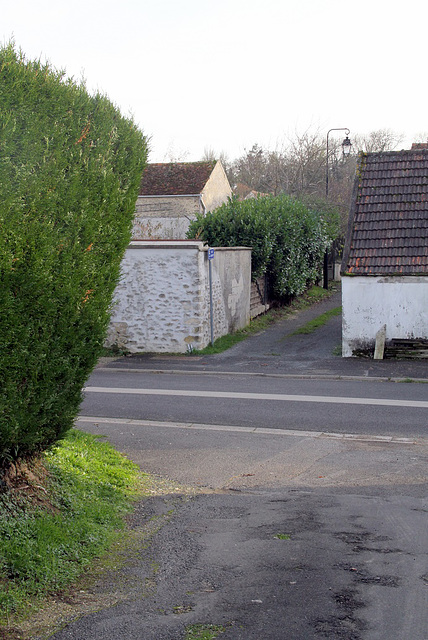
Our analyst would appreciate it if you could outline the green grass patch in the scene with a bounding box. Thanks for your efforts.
[195,331,249,355]
[0,429,142,623]
[185,624,227,640]
[298,285,335,304]
[332,344,342,357]
[289,306,342,336]
[196,285,339,355]
[100,345,130,358]
[274,533,291,540]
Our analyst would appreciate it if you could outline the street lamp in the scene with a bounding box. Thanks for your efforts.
[325,128,351,198]
[323,128,351,288]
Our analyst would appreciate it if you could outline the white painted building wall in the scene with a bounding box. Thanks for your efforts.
[342,276,428,357]
[106,241,251,353]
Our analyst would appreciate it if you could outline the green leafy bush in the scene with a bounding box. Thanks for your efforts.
[0,44,148,467]
[189,196,275,280]
[187,194,330,298]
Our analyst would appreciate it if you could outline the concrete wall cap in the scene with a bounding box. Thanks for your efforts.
[128,240,205,250]
[202,246,252,252]
[127,241,252,252]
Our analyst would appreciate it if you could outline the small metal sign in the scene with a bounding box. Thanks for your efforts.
[208,248,215,260]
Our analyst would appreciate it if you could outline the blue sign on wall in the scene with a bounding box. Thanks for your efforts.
[208,248,215,260]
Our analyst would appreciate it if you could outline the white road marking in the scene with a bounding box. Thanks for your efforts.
[83,386,428,409]
[96,366,428,384]
[76,416,419,444]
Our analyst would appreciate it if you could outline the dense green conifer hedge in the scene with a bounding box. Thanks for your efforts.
[187,194,331,299]
[0,44,148,468]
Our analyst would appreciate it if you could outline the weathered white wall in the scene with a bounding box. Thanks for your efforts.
[106,241,251,353]
[132,196,201,240]
[204,247,251,344]
[201,161,232,211]
[342,276,428,357]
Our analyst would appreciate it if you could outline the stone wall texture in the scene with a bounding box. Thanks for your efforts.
[106,241,251,353]
[132,196,201,240]
[342,276,428,357]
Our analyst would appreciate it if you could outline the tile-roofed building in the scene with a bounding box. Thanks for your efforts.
[342,149,428,276]
[233,182,270,201]
[341,148,428,357]
[133,160,232,239]
[139,161,216,196]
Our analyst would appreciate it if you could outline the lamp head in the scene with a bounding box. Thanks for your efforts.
[342,135,352,156]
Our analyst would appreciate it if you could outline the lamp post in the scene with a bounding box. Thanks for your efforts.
[323,128,351,288]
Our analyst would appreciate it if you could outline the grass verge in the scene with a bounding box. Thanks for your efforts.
[196,284,339,355]
[0,429,142,628]
[289,306,342,335]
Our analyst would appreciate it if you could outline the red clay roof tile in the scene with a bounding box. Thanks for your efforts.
[138,162,216,196]
[342,149,428,275]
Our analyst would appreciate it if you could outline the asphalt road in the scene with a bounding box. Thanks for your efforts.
[81,369,428,439]
[45,291,428,640]
[47,409,428,640]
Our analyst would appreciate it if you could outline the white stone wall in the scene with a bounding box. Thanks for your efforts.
[342,276,428,357]
[132,196,201,240]
[106,241,251,353]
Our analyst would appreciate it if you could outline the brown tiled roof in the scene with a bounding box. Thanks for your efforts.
[233,182,253,200]
[342,149,428,276]
[233,183,269,200]
[138,162,216,196]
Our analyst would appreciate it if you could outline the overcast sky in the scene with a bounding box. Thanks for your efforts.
[2,0,427,162]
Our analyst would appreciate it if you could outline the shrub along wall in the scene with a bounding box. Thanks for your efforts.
[187,194,330,299]
[0,44,148,469]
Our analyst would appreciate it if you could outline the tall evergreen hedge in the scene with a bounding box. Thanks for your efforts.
[187,194,330,299]
[0,44,148,468]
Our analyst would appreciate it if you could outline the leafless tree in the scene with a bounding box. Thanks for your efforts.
[222,127,406,233]
[201,146,217,162]
[412,132,428,145]
[227,144,269,192]
[352,128,404,153]
[283,129,327,197]
[162,143,190,163]
[201,147,231,172]
[228,129,342,200]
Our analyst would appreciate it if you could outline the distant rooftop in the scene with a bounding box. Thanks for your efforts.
[139,162,216,196]
[233,182,269,200]
[342,148,428,276]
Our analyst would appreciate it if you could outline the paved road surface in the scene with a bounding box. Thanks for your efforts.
[81,369,428,439]
[42,290,428,640]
